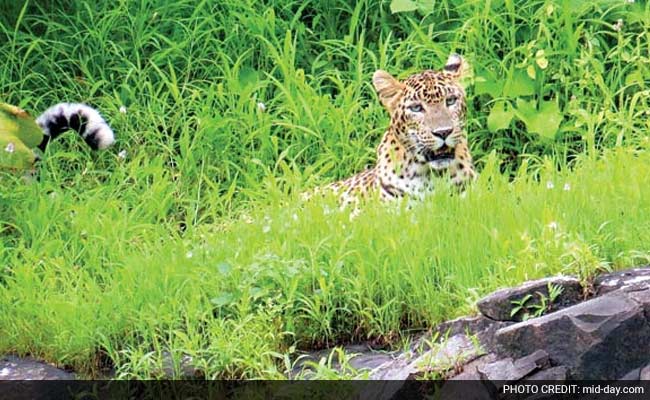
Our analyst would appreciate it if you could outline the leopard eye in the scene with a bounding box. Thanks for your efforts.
[446,96,458,107]
[407,103,424,113]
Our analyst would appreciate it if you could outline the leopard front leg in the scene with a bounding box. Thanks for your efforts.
[450,160,476,187]
[450,144,477,188]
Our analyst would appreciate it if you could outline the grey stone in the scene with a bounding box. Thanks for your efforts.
[417,315,511,355]
[640,363,650,380]
[477,350,549,382]
[367,353,412,381]
[349,352,394,371]
[159,351,197,378]
[496,286,650,379]
[477,275,582,322]
[369,333,482,380]
[525,365,569,381]
[618,368,640,381]
[449,353,498,380]
[404,334,483,378]
[594,267,650,296]
[476,320,513,353]
[0,355,74,380]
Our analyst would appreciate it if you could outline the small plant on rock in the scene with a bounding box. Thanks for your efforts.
[510,283,564,321]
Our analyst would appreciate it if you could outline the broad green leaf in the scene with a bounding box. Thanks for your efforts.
[487,101,515,131]
[625,69,645,87]
[475,73,504,97]
[390,0,418,13]
[504,69,536,97]
[238,66,259,89]
[210,292,236,307]
[515,99,563,139]
[0,132,36,170]
[0,103,43,148]
[416,0,435,12]
[249,286,266,299]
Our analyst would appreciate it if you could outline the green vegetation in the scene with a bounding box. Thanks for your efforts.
[1,0,649,378]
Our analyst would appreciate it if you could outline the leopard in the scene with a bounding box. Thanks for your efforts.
[321,53,476,207]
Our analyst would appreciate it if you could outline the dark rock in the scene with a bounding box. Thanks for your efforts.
[423,315,512,355]
[496,286,650,379]
[477,276,582,322]
[594,267,650,296]
[370,334,482,380]
[407,334,483,377]
[514,349,550,369]
[450,353,498,380]
[0,355,74,380]
[368,355,411,381]
[159,351,197,378]
[477,350,549,383]
[476,321,513,354]
[640,363,650,380]
[525,365,569,381]
[349,352,394,371]
[618,368,640,381]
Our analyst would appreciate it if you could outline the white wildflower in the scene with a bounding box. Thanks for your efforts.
[563,183,571,191]
[257,102,266,112]
[118,149,127,159]
[186,251,193,259]
[626,0,634,3]
[292,213,298,221]
[4,142,14,153]
[548,221,559,230]
[262,225,271,233]
[119,105,127,114]
[613,19,624,31]
[546,181,555,189]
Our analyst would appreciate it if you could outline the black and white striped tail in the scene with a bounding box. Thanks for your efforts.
[36,103,115,151]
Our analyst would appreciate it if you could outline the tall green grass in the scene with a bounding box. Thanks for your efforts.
[1,0,650,378]
[3,149,650,377]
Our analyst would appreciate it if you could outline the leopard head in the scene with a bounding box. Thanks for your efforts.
[373,54,467,170]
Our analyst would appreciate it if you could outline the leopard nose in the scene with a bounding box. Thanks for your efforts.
[433,127,453,139]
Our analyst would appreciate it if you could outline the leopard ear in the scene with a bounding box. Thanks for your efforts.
[372,70,404,112]
[443,53,464,79]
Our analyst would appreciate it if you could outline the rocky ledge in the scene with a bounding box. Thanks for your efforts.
[2,267,650,385]
[295,267,650,386]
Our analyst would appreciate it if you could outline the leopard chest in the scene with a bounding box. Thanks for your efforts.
[377,160,434,200]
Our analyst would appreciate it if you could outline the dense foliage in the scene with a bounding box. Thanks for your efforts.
[1,0,648,378]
